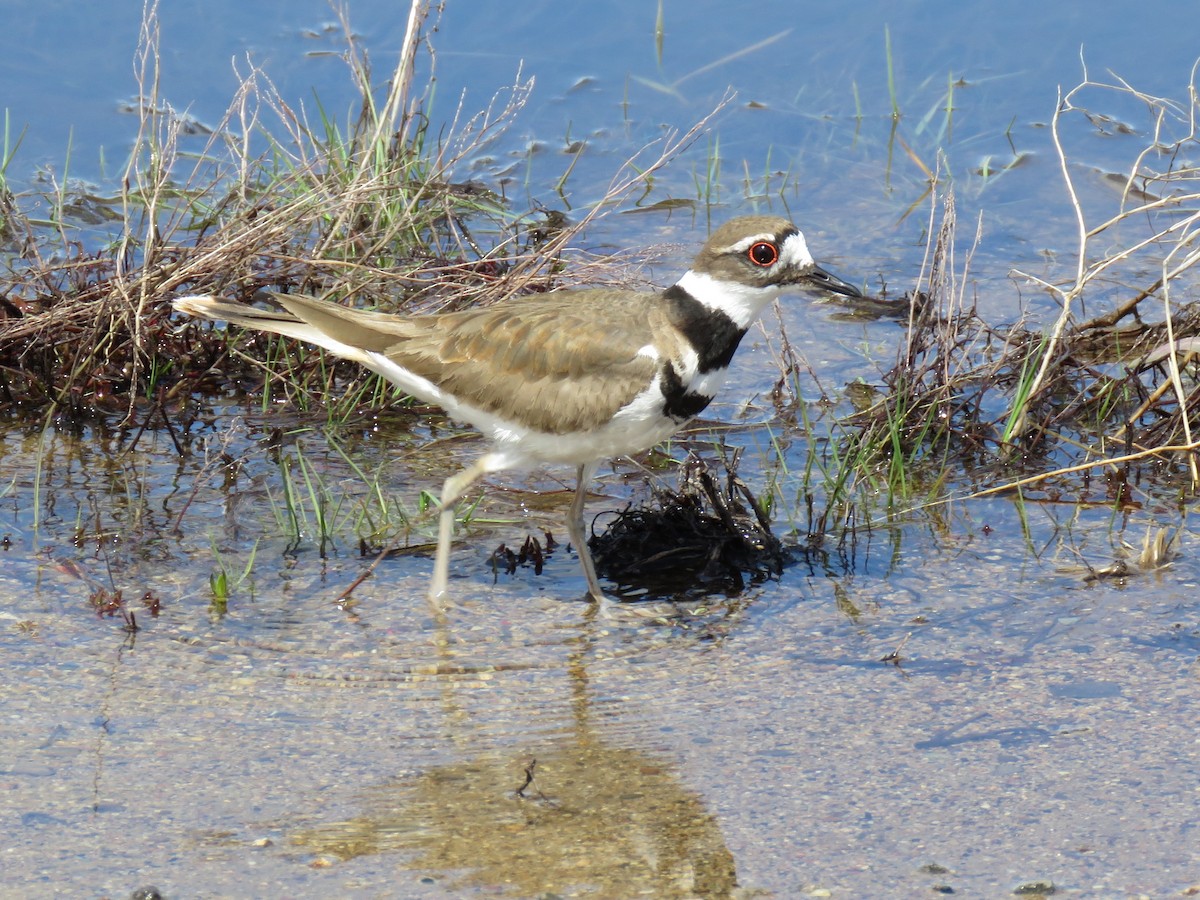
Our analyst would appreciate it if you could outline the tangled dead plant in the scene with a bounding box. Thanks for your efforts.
[589,449,788,597]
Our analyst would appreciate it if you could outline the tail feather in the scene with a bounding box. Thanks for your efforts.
[173,294,297,325]
[269,293,411,352]
[172,293,447,406]
[173,294,349,351]
[173,293,411,354]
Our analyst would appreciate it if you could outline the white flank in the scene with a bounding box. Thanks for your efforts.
[674,345,700,382]
[657,342,726,409]
[636,343,660,360]
[691,366,729,398]
[360,349,452,410]
[363,350,678,469]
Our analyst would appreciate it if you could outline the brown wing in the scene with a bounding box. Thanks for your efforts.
[273,290,664,435]
[397,290,664,434]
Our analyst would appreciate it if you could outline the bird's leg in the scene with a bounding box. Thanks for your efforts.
[568,461,605,603]
[430,455,495,601]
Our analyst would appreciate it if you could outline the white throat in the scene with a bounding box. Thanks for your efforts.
[674,269,781,330]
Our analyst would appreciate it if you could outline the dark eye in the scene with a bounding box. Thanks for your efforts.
[747,241,779,267]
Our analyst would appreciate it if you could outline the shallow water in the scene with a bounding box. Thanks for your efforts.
[4,1,1200,897]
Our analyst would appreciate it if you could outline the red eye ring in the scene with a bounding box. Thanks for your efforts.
[747,241,779,267]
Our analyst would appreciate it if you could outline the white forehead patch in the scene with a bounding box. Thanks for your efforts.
[778,231,814,269]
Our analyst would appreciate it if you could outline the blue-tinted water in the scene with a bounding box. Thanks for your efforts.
[3,2,1200,896]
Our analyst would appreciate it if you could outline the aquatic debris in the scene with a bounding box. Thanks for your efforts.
[489,532,554,579]
[589,449,787,596]
[1082,525,1182,582]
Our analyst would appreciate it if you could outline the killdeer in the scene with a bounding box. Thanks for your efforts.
[174,215,860,602]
